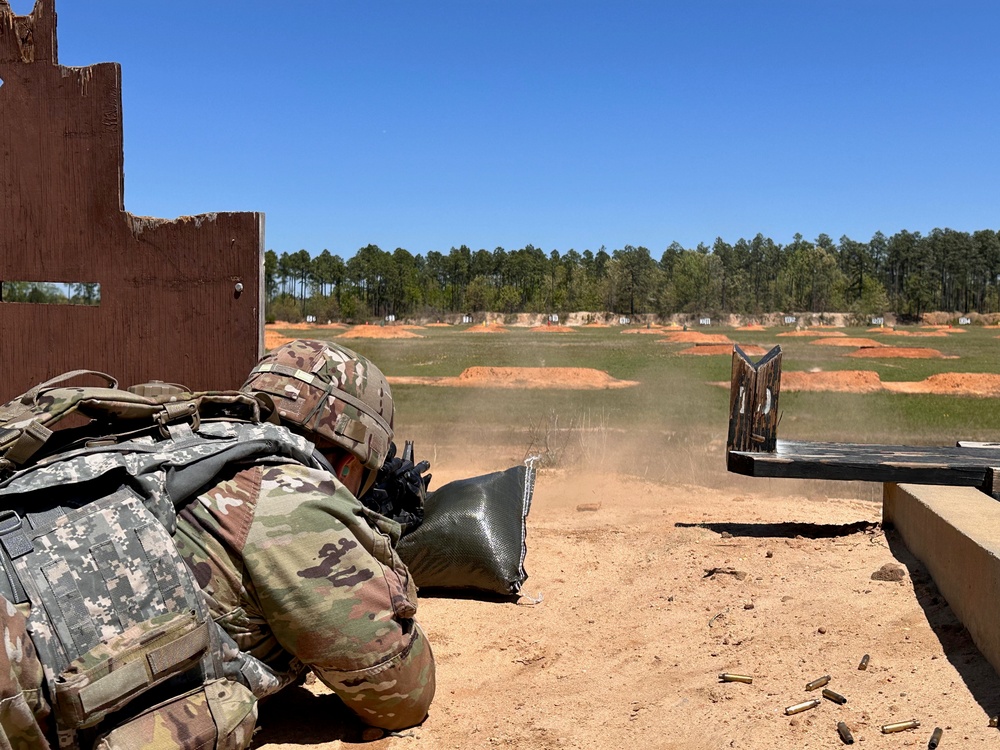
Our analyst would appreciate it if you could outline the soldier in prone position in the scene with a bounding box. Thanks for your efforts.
[173,339,435,730]
[0,339,434,748]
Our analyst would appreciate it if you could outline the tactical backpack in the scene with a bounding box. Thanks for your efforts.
[0,371,325,749]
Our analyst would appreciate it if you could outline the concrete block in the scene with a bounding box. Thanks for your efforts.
[884,482,1000,675]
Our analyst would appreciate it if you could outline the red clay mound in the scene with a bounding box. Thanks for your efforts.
[529,325,574,332]
[776,330,846,337]
[388,367,638,389]
[466,323,509,334]
[736,324,766,331]
[264,331,295,351]
[883,373,1000,396]
[270,321,346,331]
[425,323,452,327]
[809,337,882,347]
[338,325,423,339]
[679,344,767,356]
[659,331,734,344]
[781,370,884,393]
[878,329,949,337]
[847,346,954,359]
[622,328,667,334]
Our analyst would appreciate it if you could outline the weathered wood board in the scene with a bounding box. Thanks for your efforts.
[728,439,1000,496]
[0,0,262,399]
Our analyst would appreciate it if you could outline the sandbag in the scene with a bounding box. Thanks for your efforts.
[396,462,536,596]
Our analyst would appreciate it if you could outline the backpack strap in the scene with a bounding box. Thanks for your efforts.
[0,371,119,473]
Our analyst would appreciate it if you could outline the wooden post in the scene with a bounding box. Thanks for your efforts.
[0,1,263,398]
[727,345,782,461]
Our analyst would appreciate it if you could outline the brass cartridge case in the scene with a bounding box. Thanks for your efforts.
[785,699,820,715]
[928,726,943,749]
[822,688,847,704]
[805,675,831,691]
[718,673,753,684]
[837,721,855,744]
[881,719,920,733]
[858,654,870,670]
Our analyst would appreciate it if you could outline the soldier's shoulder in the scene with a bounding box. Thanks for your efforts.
[258,461,346,497]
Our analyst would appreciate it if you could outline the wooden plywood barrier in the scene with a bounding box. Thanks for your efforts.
[0,0,262,399]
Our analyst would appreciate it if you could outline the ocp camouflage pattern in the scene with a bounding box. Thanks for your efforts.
[243,339,394,470]
[0,596,52,749]
[92,679,256,750]
[173,460,435,730]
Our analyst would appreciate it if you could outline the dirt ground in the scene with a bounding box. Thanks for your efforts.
[252,465,1000,749]
[388,367,638,389]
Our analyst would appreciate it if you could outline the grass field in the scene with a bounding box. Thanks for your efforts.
[269,323,1000,490]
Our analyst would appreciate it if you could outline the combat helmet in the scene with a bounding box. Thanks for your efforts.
[242,339,394,472]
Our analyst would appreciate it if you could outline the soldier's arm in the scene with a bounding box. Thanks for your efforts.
[241,464,435,730]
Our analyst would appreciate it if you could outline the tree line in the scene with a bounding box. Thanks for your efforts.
[266,228,1000,322]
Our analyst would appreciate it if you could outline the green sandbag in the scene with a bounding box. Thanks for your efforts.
[396,462,536,596]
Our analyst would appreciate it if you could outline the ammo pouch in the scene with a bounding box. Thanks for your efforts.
[2,486,239,748]
[93,679,257,750]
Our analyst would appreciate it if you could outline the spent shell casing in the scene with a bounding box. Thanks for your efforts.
[837,721,855,745]
[928,726,943,749]
[718,673,753,684]
[822,688,847,705]
[990,715,999,728]
[785,699,821,715]
[805,675,831,691]
[858,654,870,670]
[881,719,920,733]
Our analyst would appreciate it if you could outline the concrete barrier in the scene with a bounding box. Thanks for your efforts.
[884,483,1000,675]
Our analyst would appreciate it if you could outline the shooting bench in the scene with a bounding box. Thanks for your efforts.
[726,344,1000,678]
[727,345,1000,498]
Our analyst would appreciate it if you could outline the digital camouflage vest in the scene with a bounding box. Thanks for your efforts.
[0,374,326,749]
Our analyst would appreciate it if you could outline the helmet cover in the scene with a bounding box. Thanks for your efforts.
[242,339,393,471]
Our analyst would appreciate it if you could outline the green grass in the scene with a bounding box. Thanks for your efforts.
[273,323,1000,488]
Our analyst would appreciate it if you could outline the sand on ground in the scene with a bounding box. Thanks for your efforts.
[809,337,883,348]
[388,367,638,389]
[777,330,847,337]
[847,347,955,360]
[253,465,1000,749]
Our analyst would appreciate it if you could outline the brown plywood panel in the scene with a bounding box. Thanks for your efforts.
[0,1,262,398]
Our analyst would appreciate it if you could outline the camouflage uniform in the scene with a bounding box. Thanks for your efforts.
[0,598,51,749]
[172,459,435,731]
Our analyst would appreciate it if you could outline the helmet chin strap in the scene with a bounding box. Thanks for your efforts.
[357,467,378,498]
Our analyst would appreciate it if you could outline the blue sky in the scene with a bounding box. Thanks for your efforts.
[34,1,1000,258]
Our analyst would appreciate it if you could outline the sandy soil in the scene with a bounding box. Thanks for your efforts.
[882,373,1000,397]
[781,370,885,393]
[777,330,846,337]
[529,325,575,333]
[660,332,736,344]
[878,330,950,338]
[253,468,1000,749]
[264,331,295,351]
[338,325,424,339]
[680,345,770,357]
[388,367,638,390]
[712,370,1000,397]
[847,347,955,360]
[467,324,510,334]
[808,338,883,348]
